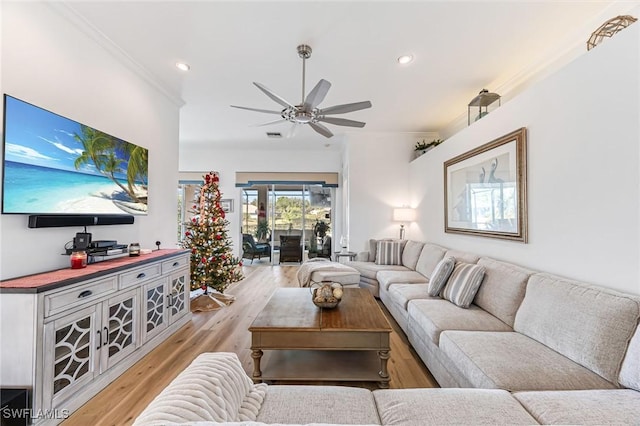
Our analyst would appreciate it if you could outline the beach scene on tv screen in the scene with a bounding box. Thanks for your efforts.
[2,96,148,215]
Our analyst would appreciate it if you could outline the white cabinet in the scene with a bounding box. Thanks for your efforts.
[0,250,191,425]
[42,288,139,410]
[42,304,100,410]
[140,267,189,344]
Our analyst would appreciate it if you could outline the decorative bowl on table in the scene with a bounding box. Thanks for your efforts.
[310,281,343,309]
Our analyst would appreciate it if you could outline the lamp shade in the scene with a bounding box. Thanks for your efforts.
[393,208,416,222]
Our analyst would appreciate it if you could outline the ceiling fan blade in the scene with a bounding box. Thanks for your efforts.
[253,82,296,109]
[252,119,286,127]
[317,116,366,128]
[319,101,372,115]
[230,105,282,115]
[303,79,331,111]
[309,122,334,138]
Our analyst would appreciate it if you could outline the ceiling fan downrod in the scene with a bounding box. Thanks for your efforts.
[297,44,312,105]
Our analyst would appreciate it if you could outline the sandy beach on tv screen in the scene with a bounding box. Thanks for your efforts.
[56,187,148,215]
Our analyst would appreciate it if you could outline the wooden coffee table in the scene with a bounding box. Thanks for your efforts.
[249,287,392,388]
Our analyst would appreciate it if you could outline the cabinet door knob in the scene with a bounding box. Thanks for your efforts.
[97,330,102,350]
[136,272,146,279]
[103,326,108,346]
[78,290,93,298]
[166,294,173,308]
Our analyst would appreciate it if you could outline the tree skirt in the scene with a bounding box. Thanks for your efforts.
[190,289,236,312]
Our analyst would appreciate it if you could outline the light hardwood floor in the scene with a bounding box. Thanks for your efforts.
[62,264,437,426]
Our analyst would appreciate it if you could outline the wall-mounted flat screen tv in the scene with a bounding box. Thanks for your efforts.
[2,95,148,215]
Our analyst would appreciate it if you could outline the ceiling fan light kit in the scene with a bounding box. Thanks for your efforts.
[231,44,372,138]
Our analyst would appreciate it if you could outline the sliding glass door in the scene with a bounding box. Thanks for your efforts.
[239,183,333,265]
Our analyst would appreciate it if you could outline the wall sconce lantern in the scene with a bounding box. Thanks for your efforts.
[393,207,416,240]
[468,89,501,125]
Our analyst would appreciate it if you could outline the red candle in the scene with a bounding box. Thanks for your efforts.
[70,251,87,269]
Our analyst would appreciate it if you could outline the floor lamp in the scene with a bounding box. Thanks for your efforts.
[393,208,416,240]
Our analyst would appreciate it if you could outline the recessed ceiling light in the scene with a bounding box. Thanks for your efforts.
[397,55,414,65]
[176,62,191,71]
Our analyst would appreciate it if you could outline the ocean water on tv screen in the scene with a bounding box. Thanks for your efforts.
[3,161,129,214]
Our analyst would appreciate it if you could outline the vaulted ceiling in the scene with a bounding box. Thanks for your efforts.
[62,1,629,149]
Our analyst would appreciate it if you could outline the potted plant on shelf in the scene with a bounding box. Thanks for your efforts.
[414,139,444,158]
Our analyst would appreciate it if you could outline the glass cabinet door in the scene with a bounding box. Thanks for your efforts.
[142,278,169,343]
[101,289,138,371]
[43,305,100,409]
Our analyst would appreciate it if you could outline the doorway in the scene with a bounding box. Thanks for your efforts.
[241,184,334,265]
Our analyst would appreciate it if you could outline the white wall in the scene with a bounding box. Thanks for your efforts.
[345,132,432,253]
[409,24,640,295]
[0,2,181,280]
[178,146,343,255]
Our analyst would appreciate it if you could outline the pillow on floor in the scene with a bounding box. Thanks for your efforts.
[427,256,456,296]
[375,240,403,265]
[441,263,486,308]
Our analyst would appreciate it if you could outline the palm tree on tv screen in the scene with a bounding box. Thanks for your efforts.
[122,142,148,202]
[73,125,148,205]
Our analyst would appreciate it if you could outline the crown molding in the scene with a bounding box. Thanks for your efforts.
[48,2,185,108]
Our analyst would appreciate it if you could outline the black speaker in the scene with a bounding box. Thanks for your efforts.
[95,215,135,226]
[28,214,135,228]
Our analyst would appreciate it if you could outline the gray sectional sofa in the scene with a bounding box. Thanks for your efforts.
[134,239,640,425]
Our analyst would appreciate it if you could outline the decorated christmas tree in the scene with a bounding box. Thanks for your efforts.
[182,172,243,296]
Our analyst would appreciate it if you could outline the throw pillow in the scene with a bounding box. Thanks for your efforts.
[369,238,391,262]
[427,256,456,296]
[375,240,403,265]
[441,262,486,308]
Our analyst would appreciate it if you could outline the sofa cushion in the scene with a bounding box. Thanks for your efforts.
[401,240,424,270]
[444,249,480,264]
[426,256,455,297]
[388,284,435,309]
[439,331,616,391]
[513,389,640,425]
[619,324,640,391]
[133,352,267,425]
[373,388,538,426]
[474,257,534,327]
[415,243,447,279]
[440,263,485,308]
[256,385,380,425]
[514,273,640,384]
[377,270,428,292]
[375,240,403,265]
[407,299,511,345]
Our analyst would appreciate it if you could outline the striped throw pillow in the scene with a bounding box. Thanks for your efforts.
[375,241,403,265]
[427,256,456,296]
[441,263,486,308]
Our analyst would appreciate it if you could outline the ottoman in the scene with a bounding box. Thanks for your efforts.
[296,258,361,288]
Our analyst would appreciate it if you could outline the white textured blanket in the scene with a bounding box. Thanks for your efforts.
[296,258,357,287]
[133,353,267,425]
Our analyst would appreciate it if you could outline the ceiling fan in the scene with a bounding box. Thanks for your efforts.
[231,44,372,138]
